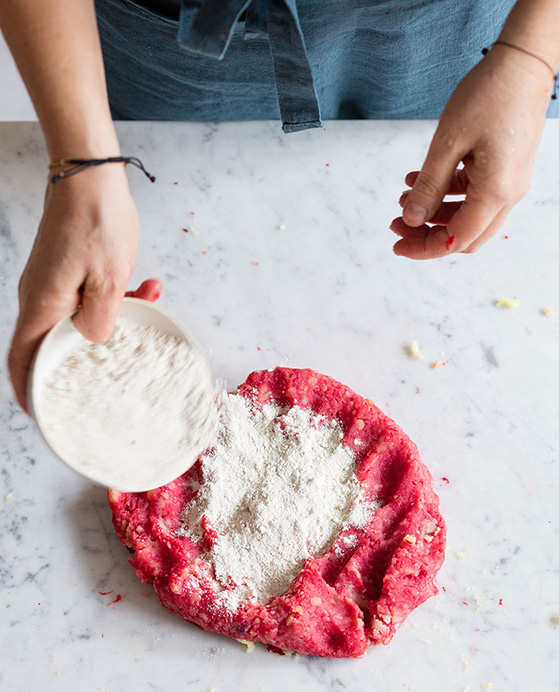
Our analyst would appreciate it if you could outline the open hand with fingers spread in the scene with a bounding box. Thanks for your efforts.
[391,43,554,259]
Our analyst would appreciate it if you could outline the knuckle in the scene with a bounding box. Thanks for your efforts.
[414,171,443,198]
[88,270,126,298]
[484,166,530,207]
[491,188,510,207]
[482,177,512,207]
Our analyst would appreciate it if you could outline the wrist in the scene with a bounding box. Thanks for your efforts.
[498,0,559,73]
[48,155,155,188]
[45,121,121,162]
[484,42,557,94]
[46,161,131,197]
[497,38,559,76]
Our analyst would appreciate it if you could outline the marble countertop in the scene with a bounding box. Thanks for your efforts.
[1,121,558,692]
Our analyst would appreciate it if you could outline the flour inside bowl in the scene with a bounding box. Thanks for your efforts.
[39,317,218,491]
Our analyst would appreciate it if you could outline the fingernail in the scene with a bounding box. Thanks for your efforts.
[404,201,427,226]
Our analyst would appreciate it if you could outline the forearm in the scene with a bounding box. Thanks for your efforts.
[0,0,119,159]
[500,0,559,71]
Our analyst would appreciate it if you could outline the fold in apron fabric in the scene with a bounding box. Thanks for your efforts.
[95,0,557,130]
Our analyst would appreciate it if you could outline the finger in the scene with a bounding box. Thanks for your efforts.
[405,167,469,196]
[125,279,163,302]
[73,274,126,342]
[392,224,454,260]
[8,329,39,412]
[8,298,77,412]
[393,193,503,260]
[444,194,504,253]
[397,200,463,226]
[460,207,510,254]
[402,138,459,225]
[396,177,506,259]
[390,216,432,239]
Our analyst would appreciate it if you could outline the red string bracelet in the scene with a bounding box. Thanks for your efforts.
[482,40,558,100]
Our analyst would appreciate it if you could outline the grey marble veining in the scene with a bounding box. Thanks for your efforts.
[1,121,558,692]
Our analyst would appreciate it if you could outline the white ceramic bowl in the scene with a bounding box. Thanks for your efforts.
[28,298,216,491]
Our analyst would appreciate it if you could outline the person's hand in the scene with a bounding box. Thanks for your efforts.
[8,165,140,412]
[391,44,554,259]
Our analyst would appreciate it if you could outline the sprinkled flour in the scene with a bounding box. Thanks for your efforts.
[39,317,218,492]
[181,393,378,606]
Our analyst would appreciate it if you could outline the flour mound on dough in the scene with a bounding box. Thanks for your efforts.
[110,367,446,658]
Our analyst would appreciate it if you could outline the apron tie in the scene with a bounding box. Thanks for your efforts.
[244,0,268,39]
[178,0,323,133]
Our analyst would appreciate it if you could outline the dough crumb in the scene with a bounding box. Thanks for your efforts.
[282,649,299,659]
[455,547,471,559]
[236,639,255,653]
[278,224,287,230]
[407,340,424,360]
[542,307,556,316]
[550,616,559,626]
[494,297,519,309]
[472,593,487,613]
[481,684,493,691]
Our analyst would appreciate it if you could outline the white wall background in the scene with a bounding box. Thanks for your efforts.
[0,31,37,120]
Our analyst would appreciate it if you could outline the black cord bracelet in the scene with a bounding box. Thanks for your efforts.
[482,41,558,100]
[49,156,156,184]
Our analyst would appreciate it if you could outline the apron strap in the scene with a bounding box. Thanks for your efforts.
[178,0,323,133]
[267,0,322,133]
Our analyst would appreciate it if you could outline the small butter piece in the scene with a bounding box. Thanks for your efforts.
[408,340,424,360]
[494,297,519,309]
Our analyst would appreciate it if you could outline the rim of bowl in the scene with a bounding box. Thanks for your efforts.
[28,297,206,490]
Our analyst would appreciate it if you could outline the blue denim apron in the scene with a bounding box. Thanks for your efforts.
[95,0,558,130]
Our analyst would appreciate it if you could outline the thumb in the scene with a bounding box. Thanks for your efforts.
[403,133,462,227]
[73,276,125,342]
